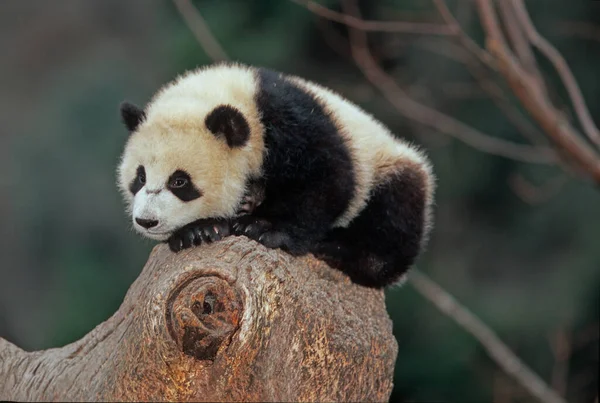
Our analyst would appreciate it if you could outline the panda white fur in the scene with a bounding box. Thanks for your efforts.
[117,62,435,287]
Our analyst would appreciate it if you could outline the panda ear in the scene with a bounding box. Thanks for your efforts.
[205,105,250,148]
[120,101,146,133]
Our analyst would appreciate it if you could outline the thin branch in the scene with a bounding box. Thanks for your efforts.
[558,21,600,43]
[290,0,454,35]
[549,327,571,397]
[429,1,552,148]
[496,1,546,92]
[431,0,571,156]
[415,39,550,147]
[432,0,497,71]
[441,82,487,99]
[508,173,567,204]
[338,0,555,164]
[172,0,229,62]
[409,269,568,403]
[475,0,600,183]
[510,0,600,148]
[474,0,509,50]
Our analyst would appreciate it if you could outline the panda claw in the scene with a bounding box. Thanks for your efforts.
[233,217,271,240]
[232,221,244,235]
[168,236,183,253]
[192,227,203,245]
[212,226,223,241]
[182,230,195,249]
[201,227,221,243]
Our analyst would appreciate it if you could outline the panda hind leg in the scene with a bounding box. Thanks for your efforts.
[317,166,430,288]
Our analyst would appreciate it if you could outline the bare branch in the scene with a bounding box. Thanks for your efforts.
[549,327,571,397]
[497,0,549,98]
[172,0,229,62]
[432,0,497,70]
[416,39,551,148]
[409,269,568,403]
[338,0,555,164]
[510,0,600,148]
[508,173,567,204]
[558,21,600,43]
[475,0,600,183]
[290,0,454,35]
[497,1,538,73]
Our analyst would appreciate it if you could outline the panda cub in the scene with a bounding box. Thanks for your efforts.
[117,63,435,288]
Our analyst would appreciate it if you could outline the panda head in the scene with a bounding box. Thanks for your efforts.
[117,91,264,241]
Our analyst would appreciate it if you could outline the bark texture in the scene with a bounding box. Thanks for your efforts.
[0,237,398,402]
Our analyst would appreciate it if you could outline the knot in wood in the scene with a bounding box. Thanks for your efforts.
[166,276,242,360]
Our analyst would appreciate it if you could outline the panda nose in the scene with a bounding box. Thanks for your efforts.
[135,218,159,229]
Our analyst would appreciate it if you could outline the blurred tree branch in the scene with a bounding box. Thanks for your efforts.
[300,0,557,164]
[472,0,600,182]
[297,0,600,184]
[509,0,600,148]
[173,0,229,62]
[558,21,600,43]
[409,270,567,403]
[290,0,454,35]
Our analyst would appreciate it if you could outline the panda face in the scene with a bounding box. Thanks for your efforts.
[119,123,246,241]
[117,64,266,241]
[127,163,203,241]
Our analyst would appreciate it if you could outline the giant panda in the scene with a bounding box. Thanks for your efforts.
[117,62,435,288]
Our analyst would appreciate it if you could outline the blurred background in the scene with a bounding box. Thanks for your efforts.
[0,1,598,402]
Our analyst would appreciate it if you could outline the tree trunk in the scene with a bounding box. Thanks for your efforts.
[0,237,398,402]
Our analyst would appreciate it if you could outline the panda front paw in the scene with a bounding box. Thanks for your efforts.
[168,218,231,253]
[232,216,272,240]
[232,216,299,253]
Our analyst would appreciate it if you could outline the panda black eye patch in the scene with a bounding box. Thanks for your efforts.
[129,165,146,195]
[168,170,202,202]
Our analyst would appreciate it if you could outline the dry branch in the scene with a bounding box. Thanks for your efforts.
[173,0,229,62]
[336,0,556,164]
[291,0,453,35]
[497,1,540,79]
[510,0,600,148]
[474,0,600,182]
[409,270,567,403]
[0,238,397,402]
[558,21,600,43]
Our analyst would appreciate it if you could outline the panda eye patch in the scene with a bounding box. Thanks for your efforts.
[168,170,202,202]
[129,165,146,195]
[138,167,146,184]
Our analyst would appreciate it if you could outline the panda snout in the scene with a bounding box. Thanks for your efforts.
[135,217,159,229]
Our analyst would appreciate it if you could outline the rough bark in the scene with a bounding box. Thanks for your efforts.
[0,237,398,402]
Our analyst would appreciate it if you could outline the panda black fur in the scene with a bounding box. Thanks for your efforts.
[117,63,435,288]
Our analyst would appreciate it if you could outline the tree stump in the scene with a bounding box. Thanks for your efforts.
[0,237,398,402]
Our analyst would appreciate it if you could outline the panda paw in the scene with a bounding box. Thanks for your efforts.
[168,218,231,253]
[232,216,272,240]
[258,230,294,251]
[232,216,299,252]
